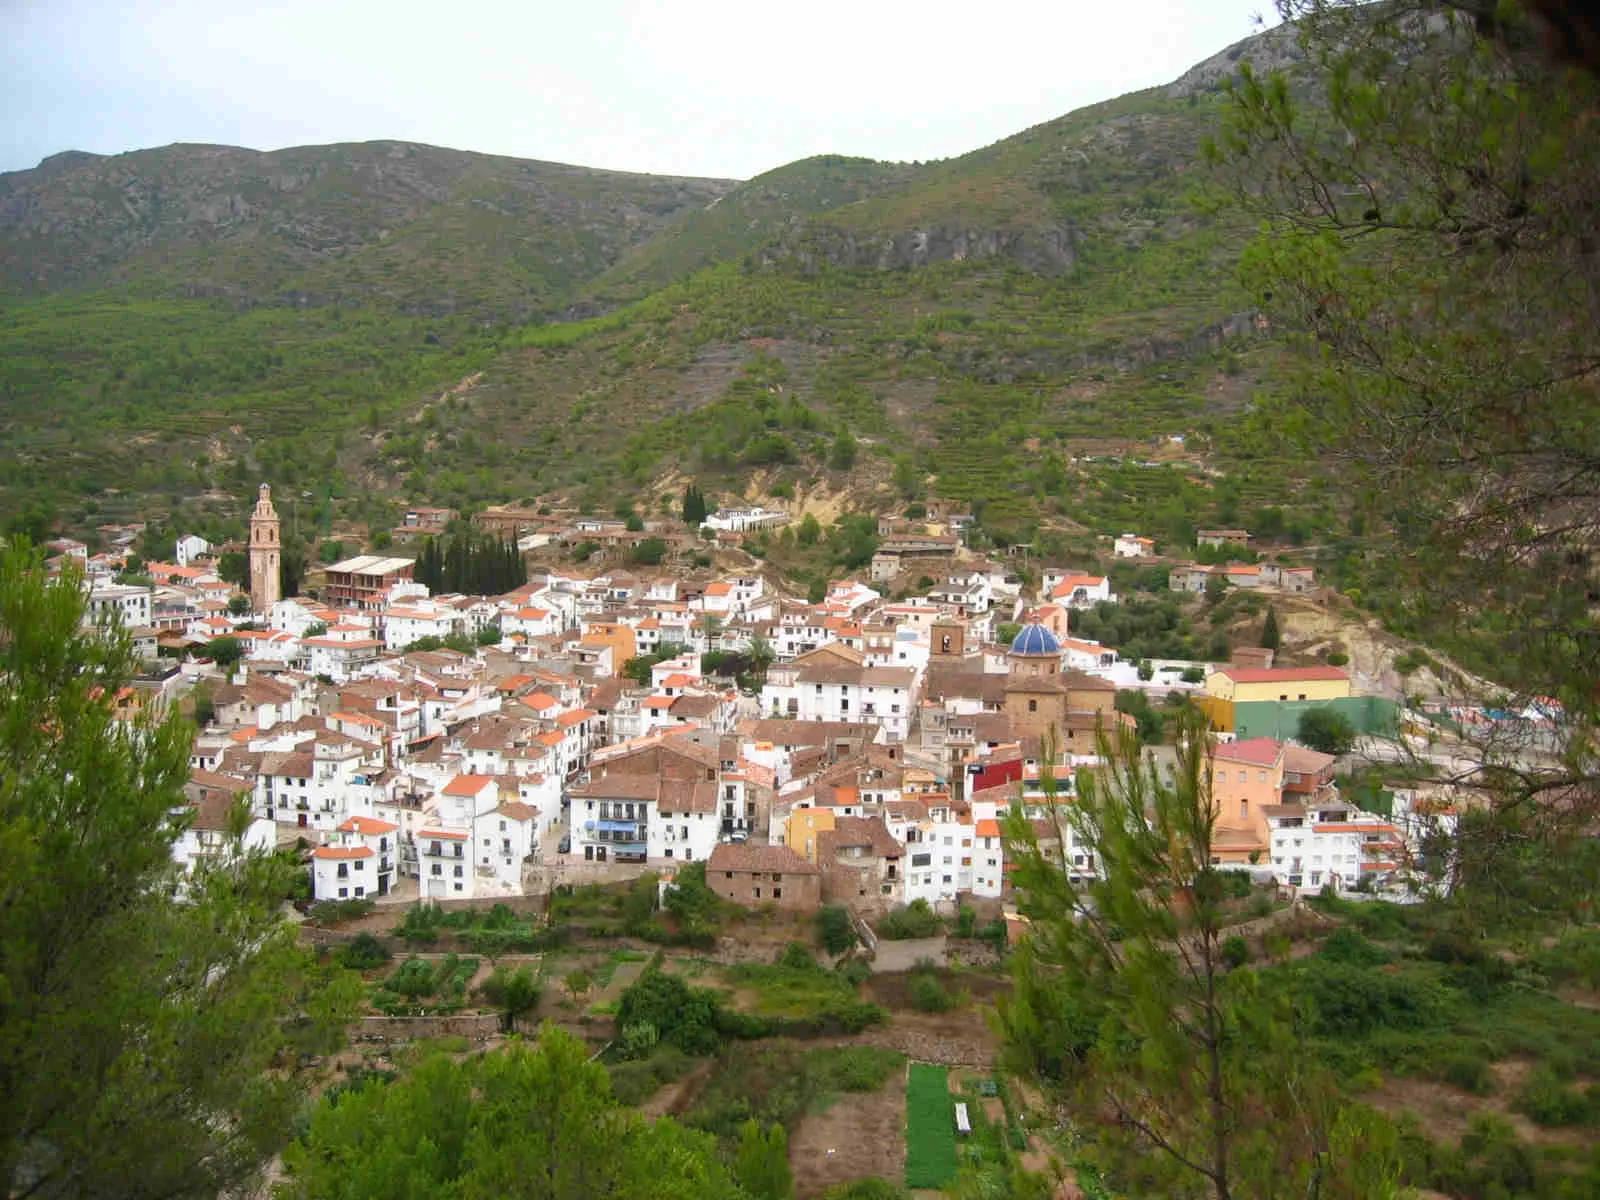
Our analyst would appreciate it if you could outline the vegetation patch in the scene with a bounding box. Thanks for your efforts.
[682,1041,904,1143]
[904,1063,959,1189]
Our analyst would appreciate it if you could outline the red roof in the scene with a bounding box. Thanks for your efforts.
[1217,666,1349,684]
[975,818,1002,837]
[338,815,399,834]
[419,828,468,840]
[312,845,373,860]
[555,708,595,728]
[442,775,494,797]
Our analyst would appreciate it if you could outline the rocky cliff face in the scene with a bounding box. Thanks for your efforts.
[773,221,1078,275]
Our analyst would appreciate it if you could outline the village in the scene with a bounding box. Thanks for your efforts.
[46,482,1486,922]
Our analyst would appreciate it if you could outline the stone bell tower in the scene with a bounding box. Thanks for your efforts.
[248,483,281,614]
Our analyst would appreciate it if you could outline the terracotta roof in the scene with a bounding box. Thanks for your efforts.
[338,815,400,834]
[418,829,469,840]
[442,775,494,796]
[975,818,1002,837]
[555,708,595,728]
[1215,666,1350,684]
[708,842,819,875]
[312,845,374,860]
[496,801,538,822]
[1281,744,1337,775]
[1213,737,1283,766]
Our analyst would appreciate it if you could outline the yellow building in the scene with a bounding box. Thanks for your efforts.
[1204,666,1352,705]
[580,622,637,668]
[786,807,836,863]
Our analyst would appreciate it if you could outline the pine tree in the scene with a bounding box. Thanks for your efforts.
[1260,606,1280,651]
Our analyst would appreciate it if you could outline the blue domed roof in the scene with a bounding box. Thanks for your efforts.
[1010,623,1060,656]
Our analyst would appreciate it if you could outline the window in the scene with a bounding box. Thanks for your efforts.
[354,860,364,871]
[1240,800,1248,820]
[338,887,348,898]
[431,864,442,876]
[1257,770,1267,783]
[754,887,761,899]
[454,865,463,878]
[454,883,463,892]
[773,888,782,899]
[1238,770,1247,783]
[725,871,734,880]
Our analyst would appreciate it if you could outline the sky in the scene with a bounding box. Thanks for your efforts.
[3,0,1274,180]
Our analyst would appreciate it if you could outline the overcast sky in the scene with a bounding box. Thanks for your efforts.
[4,0,1273,180]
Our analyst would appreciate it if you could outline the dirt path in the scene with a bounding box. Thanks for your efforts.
[638,1059,714,1120]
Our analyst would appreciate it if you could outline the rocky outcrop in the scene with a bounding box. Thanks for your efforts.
[771,222,1078,276]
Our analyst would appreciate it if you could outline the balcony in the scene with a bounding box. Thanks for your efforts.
[584,818,648,836]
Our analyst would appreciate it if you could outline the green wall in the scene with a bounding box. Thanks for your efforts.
[1232,695,1399,741]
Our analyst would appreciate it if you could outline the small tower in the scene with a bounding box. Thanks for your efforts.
[248,483,281,614]
[929,617,967,662]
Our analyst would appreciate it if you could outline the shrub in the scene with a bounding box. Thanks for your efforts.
[1440,1054,1495,1096]
[387,957,437,999]
[1221,935,1251,969]
[876,900,942,940]
[338,932,392,970]
[308,897,375,925]
[909,971,958,1013]
[835,957,873,988]
[778,942,818,971]
[1181,666,1206,683]
[1293,962,1451,1037]
[816,905,858,955]
[1320,928,1391,968]
[1513,1069,1596,1127]
[820,1179,908,1200]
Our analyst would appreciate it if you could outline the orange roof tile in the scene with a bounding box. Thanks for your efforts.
[442,775,494,797]
[419,828,468,840]
[975,818,1002,837]
[312,845,373,860]
[339,815,400,834]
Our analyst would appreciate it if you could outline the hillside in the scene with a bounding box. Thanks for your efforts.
[0,26,1317,558]
[0,140,735,315]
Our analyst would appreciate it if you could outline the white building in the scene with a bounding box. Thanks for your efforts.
[760,644,915,739]
[175,534,212,567]
[312,815,400,901]
[704,507,790,533]
[86,583,152,630]
[1046,574,1115,609]
[1114,534,1155,558]
[303,625,384,682]
[417,774,538,899]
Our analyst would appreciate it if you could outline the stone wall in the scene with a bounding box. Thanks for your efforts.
[353,1012,503,1042]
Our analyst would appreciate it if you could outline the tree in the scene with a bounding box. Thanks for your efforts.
[227,593,251,616]
[682,484,709,527]
[630,537,667,566]
[1260,607,1280,652]
[563,969,592,1003]
[829,429,858,472]
[1297,707,1358,757]
[1211,1,1600,923]
[796,514,822,546]
[318,539,344,564]
[281,1026,747,1200]
[280,541,306,598]
[816,905,858,956]
[216,549,248,587]
[0,542,359,1198]
[205,635,244,668]
[733,1120,794,1200]
[807,577,827,605]
[997,713,1388,1198]
[477,965,542,1033]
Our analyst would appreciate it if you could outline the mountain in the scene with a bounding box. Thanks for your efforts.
[0,26,1310,557]
[0,140,735,317]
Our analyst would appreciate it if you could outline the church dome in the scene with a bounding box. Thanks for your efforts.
[1010,623,1060,656]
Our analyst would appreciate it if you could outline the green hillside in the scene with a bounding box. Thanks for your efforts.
[0,30,1321,553]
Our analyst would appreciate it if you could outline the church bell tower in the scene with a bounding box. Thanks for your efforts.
[248,483,281,614]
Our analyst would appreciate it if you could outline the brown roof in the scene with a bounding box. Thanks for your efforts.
[1281,744,1337,775]
[708,843,819,875]
[743,719,878,748]
[496,801,538,822]
[823,815,904,859]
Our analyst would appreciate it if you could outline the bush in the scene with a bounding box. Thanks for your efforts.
[1513,1069,1597,1127]
[1181,666,1206,683]
[308,897,376,925]
[777,942,818,971]
[816,905,858,955]
[1221,935,1251,969]
[835,957,873,988]
[338,932,392,970]
[1440,1054,1495,1096]
[876,900,942,940]
[1293,961,1451,1037]
[1320,929,1391,968]
[607,1044,693,1105]
[909,971,958,1013]
[820,1179,908,1200]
